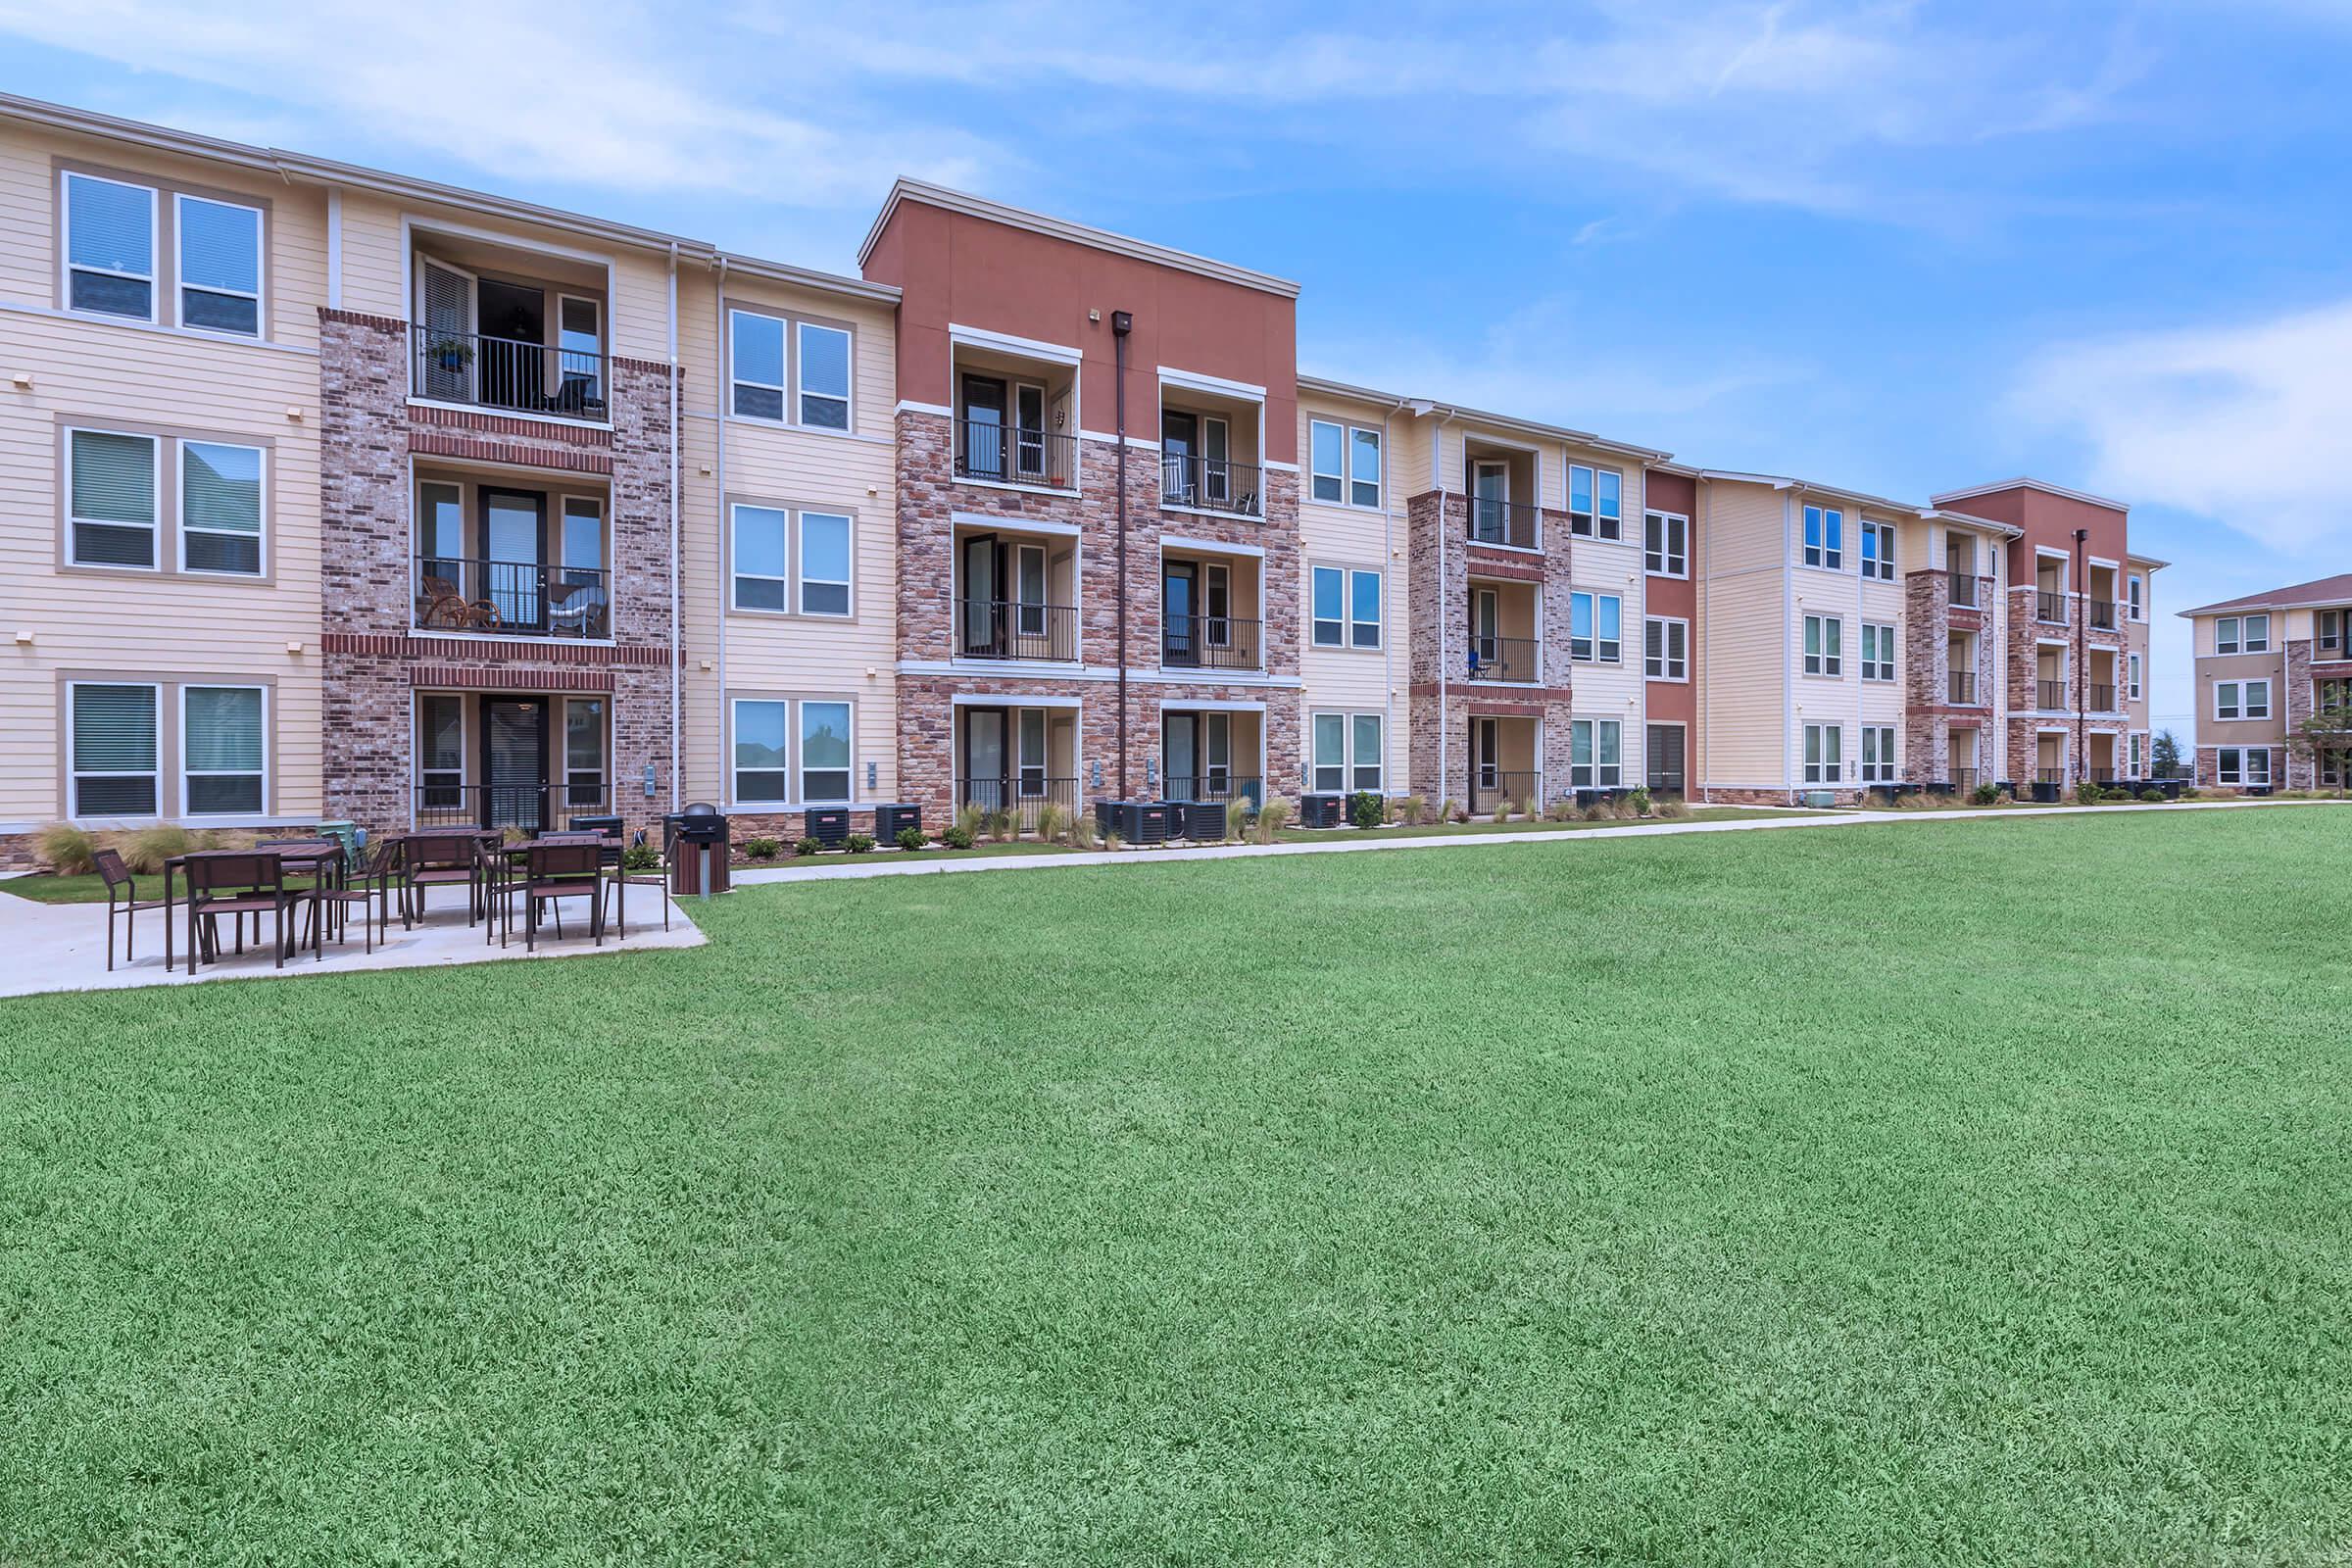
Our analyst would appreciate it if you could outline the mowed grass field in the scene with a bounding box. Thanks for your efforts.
[2,808,2348,1564]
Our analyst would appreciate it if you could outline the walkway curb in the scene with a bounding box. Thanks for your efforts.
[729,798,2347,888]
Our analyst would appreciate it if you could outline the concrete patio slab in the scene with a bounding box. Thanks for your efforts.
[0,885,704,999]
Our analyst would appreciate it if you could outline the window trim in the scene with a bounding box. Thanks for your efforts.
[1348,425,1383,511]
[1310,563,1382,653]
[1308,418,1346,505]
[728,307,788,423]
[61,169,158,324]
[797,510,855,619]
[1860,519,1895,581]
[727,498,860,620]
[1644,615,1689,681]
[1859,724,1898,783]
[727,692,860,808]
[1348,567,1383,650]
[2215,679,2271,722]
[729,696,792,804]
[68,678,161,819]
[179,682,269,818]
[796,318,854,430]
[64,424,161,572]
[1860,620,1896,683]
[2216,613,2270,656]
[1570,590,1621,663]
[172,189,265,338]
[1643,510,1689,577]
[2128,574,2145,621]
[798,698,856,805]
[1803,505,1844,571]
[2217,747,2271,787]
[176,437,268,577]
[1307,709,1384,794]
[2128,653,2142,701]
[1802,722,1844,785]
[1569,716,1623,789]
[1803,613,1844,677]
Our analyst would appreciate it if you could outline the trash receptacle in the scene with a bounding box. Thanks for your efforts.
[668,804,730,896]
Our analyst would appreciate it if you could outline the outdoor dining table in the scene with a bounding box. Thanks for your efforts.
[163,844,344,973]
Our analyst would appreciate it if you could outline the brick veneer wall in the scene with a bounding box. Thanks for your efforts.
[2283,639,2315,787]
[317,309,676,841]
[891,410,1302,822]
[1903,568,1996,784]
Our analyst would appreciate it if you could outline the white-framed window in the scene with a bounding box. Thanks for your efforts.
[2130,732,2146,776]
[2216,613,2270,655]
[1803,505,1843,570]
[1570,718,1622,788]
[732,698,790,802]
[181,684,265,814]
[2129,574,2144,620]
[1570,591,1620,662]
[1860,621,1896,682]
[1860,519,1894,581]
[801,700,854,802]
[2216,680,2271,721]
[1310,565,1343,647]
[1311,565,1378,649]
[730,504,789,611]
[1349,568,1382,649]
[1644,511,1688,576]
[1860,724,1897,782]
[67,427,160,569]
[1308,420,1385,509]
[1803,722,1843,784]
[1644,616,1688,680]
[2218,747,2270,787]
[63,171,156,321]
[174,192,263,336]
[1568,465,1623,540]
[2128,653,2142,701]
[1308,710,1382,792]
[728,309,787,420]
[2322,609,2344,655]
[797,321,851,429]
[1804,613,1842,676]
[179,439,265,575]
[1349,427,1382,510]
[69,681,160,816]
[799,511,852,616]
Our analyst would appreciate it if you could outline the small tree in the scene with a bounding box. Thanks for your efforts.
[2151,729,2184,780]
[2286,691,2352,784]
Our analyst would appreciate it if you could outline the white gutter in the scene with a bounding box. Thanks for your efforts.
[667,242,682,810]
[713,257,731,808]
[1433,411,1452,810]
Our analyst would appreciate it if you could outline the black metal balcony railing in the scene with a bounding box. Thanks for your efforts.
[1160,455,1265,517]
[1945,768,1981,796]
[957,600,1079,662]
[2036,768,2066,785]
[413,326,608,420]
[1946,571,1979,609]
[1163,774,1264,807]
[1470,770,1542,813]
[956,776,1078,835]
[954,418,1075,488]
[2035,589,2067,624]
[2036,678,2068,710]
[414,780,606,832]
[1467,496,1541,550]
[1161,614,1263,670]
[415,556,610,639]
[2090,600,2119,630]
[2090,768,2117,784]
[1947,669,1979,705]
[1467,634,1539,683]
[2088,683,2118,711]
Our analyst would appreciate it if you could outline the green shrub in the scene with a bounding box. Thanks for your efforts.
[846,834,875,855]
[793,836,825,858]
[122,825,193,875]
[1396,795,1427,826]
[743,836,780,860]
[1971,783,2000,806]
[2139,787,2166,803]
[896,826,926,853]
[622,842,662,871]
[941,825,976,851]
[955,803,986,842]
[1544,798,1576,822]
[1349,790,1384,830]
[2074,781,2105,805]
[1626,787,1652,817]
[34,822,96,875]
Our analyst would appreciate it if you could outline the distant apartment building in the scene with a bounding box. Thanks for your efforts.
[0,94,2170,865]
[2180,574,2352,790]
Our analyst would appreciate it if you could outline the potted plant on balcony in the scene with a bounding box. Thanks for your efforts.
[426,335,475,374]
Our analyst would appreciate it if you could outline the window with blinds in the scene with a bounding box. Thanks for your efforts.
[180,441,264,573]
[69,429,159,567]
[183,686,265,813]
[71,683,159,815]
[64,172,154,319]
[175,194,263,335]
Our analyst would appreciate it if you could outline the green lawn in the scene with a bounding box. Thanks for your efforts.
[3,809,2347,1564]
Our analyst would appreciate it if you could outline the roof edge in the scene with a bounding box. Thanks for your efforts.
[1930,476,2132,513]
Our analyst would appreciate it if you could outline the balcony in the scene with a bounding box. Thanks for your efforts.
[2088,683,2117,712]
[956,775,1079,835]
[1160,453,1265,517]
[1467,495,1541,550]
[1161,613,1263,671]
[2035,678,2067,710]
[954,417,1076,490]
[1162,773,1264,806]
[1945,767,1981,796]
[1945,571,1979,609]
[1947,669,1978,705]
[2035,590,2067,624]
[415,779,608,832]
[956,600,1079,662]
[412,325,607,421]
[2089,600,2119,630]
[414,556,609,639]
[1468,634,1539,683]
[1470,769,1542,815]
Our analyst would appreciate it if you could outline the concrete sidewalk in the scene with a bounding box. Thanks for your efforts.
[729,798,2344,888]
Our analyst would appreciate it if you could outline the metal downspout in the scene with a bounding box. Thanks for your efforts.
[667,243,681,810]
[1112,310,1133,799]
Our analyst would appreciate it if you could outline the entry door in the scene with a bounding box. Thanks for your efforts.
[1017,710,1048,798]
[1164,713,1199,800]
[1162,411,1198,503]
[1204,712,1231,796]
[1645,723,1685,792]
[961,707,1006,805]
[1201,562,1231,650]
[1475,588,1500,667]
[961,375,1006,478]
[482,698,550,830]
[1475,717,1500,789]
[480,488,546,629]
[1164,562,1199,663]
[1473,461,1508,541]
[961,532,1002,656]
[475,277,546,410]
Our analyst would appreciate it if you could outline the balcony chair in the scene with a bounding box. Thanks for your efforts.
[182,852,294,972]
[515,840,607,953]
[92,848,171,972]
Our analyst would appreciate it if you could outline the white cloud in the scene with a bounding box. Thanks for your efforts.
[2011,300,2352,553]
[0,0,999,200]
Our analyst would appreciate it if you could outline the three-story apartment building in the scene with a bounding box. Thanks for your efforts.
[2180,573,2352,790]
[0,95,2169,866]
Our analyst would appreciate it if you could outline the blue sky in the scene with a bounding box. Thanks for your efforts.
[9,0,2352,741]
